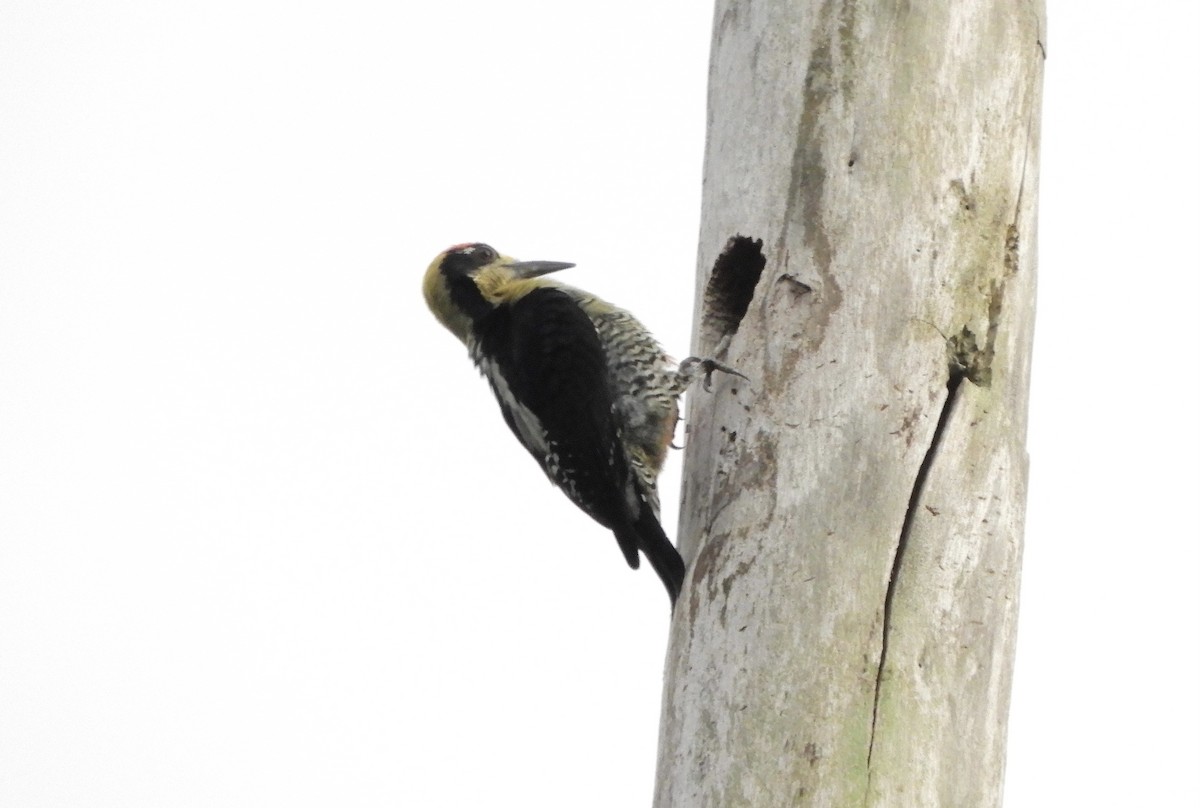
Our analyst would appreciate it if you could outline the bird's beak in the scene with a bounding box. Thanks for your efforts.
[507,259,575,278]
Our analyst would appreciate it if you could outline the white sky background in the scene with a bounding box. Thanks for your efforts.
[1,1,1196,805]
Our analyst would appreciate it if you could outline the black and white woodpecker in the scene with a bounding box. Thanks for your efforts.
[423,243,737,606]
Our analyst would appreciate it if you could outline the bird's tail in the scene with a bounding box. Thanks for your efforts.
[616,507,685,607]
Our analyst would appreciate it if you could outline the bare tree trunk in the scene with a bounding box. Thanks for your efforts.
[655,2,1044,806]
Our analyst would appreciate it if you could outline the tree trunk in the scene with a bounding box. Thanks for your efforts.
[655,2,1044,806]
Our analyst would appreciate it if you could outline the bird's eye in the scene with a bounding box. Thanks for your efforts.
[474,245,497,263]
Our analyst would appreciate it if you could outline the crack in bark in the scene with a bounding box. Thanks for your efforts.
[865,369,966,784]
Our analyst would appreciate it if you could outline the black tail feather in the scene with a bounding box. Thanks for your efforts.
[616,508,685,606]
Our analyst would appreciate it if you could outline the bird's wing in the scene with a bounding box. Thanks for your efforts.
[473,286,642,568]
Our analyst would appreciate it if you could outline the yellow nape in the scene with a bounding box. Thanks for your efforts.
[422,250,471,344]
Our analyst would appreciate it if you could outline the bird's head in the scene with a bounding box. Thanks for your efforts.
[423,242,575,342]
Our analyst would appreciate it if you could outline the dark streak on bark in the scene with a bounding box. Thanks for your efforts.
[865,368,966,778]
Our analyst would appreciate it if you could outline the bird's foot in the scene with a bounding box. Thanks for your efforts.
[679,356,748,392]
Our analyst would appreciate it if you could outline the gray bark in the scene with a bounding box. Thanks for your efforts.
[655,2,1044,806]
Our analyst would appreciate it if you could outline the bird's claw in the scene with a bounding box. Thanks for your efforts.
[681,356,748,392]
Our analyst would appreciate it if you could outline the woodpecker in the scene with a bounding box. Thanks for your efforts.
[422,243,738,605]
